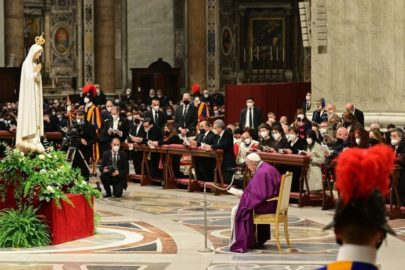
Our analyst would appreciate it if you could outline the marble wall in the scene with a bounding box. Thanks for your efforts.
[311,0,405,116]
[0,0,4,66]
[127,0,174,81]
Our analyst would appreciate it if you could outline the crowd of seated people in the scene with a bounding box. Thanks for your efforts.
[0,89,404,204]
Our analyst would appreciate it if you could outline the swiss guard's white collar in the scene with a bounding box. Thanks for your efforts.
[337,244,377,265]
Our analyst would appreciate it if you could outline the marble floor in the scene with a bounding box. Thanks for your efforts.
[0,183,405,270]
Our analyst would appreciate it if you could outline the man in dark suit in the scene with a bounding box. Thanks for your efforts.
[131,118,163,178]
[143,99,167,130]
[127,112,145,175]
[93,84,107,107]
[346,103,364,127]
[239,97,262,139]
[72,110,98,181]
[203,119,236,184]
[100,138,129,198]
[120,88,135,104]
[193,120,217,181]
[99,106,129,154]
[175,93,198,136]
[156,89,169,108]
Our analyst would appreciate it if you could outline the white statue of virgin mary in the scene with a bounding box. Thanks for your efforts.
[15,34,45,153]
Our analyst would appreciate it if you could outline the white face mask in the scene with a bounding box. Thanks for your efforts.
[246,102,253,108]
[272,132,281,141]
[153,106,160,111]
[112,146,120,152]
[126,90,131,95]
[204,94,209,98]
[244,138,252,146]
[306,138,313,145]
[194,97,200,102]
[76,119,82,124]
[260,131,269,139]
[289,134,297,142]
[106,107,112,112]
[355,138,361,145]
[320,128,327,135]
[127,116,133,121]
[84,97,90,104]
[391,139,399,146]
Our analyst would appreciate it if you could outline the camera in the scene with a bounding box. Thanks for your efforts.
[61,124,84,150]
[105,165,117,175]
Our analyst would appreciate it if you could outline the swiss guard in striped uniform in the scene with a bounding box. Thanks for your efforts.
[82,84,102,174]
[192,83,210,123]
[319,144,397,270]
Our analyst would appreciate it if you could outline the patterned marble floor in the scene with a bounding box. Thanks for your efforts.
[0,183,404,270]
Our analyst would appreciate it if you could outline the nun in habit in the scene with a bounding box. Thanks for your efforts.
[15,34,45,153]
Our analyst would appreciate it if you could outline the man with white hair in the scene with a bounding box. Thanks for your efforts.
[229,152,281,253]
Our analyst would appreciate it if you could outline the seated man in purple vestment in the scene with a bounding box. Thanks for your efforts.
[229,152,281,253]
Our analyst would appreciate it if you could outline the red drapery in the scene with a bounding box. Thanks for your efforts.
[225,82,311,125]
[0,188,94,245]
[38,193,94,245]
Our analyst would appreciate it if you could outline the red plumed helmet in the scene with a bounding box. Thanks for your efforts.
[335,144,396,204]
[192,83,201,94]
[82,84,97,97]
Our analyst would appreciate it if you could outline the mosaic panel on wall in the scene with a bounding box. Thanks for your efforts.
[50,0,77,85]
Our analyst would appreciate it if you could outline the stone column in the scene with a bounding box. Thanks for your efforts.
[94,0,115,93]
[187,0,207,90]
[4,0,24,67]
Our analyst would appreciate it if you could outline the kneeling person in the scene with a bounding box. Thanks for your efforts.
[100,138,129,198]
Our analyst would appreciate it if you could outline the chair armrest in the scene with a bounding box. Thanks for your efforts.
[266,197,279,202]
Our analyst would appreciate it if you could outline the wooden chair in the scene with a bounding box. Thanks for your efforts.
[253,171,293,251]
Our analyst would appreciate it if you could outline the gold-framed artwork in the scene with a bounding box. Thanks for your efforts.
[250,17,285,70]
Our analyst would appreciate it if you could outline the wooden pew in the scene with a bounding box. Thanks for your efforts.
[162,145,224,195]
[122,143,225,194]
[256,152,325,207]
[122,143,169,186]
[0,131,64,144]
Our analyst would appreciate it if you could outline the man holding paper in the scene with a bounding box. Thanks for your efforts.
[229,152,281,253]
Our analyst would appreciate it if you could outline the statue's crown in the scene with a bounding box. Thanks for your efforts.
[35,33,45,46]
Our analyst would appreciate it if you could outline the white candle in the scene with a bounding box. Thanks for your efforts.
[283,49,285,63]
[244,48,246,63]
[276,47,279,61]
[270,47,273,60]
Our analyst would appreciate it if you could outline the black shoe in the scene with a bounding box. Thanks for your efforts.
[103,194,112,198]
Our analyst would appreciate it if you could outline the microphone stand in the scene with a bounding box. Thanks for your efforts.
[199,170,237,253]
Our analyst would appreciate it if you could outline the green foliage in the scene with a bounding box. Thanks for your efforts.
[94,211,101,234]
[0,206,50,248]
[68,178,101,208]
[0,147,99,209]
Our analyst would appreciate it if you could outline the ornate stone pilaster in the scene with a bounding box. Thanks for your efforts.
[187,0,207,90]
[4,0,24,67]
[83,0,94,84]
[207,0,220,90]
[95,0,115,93]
